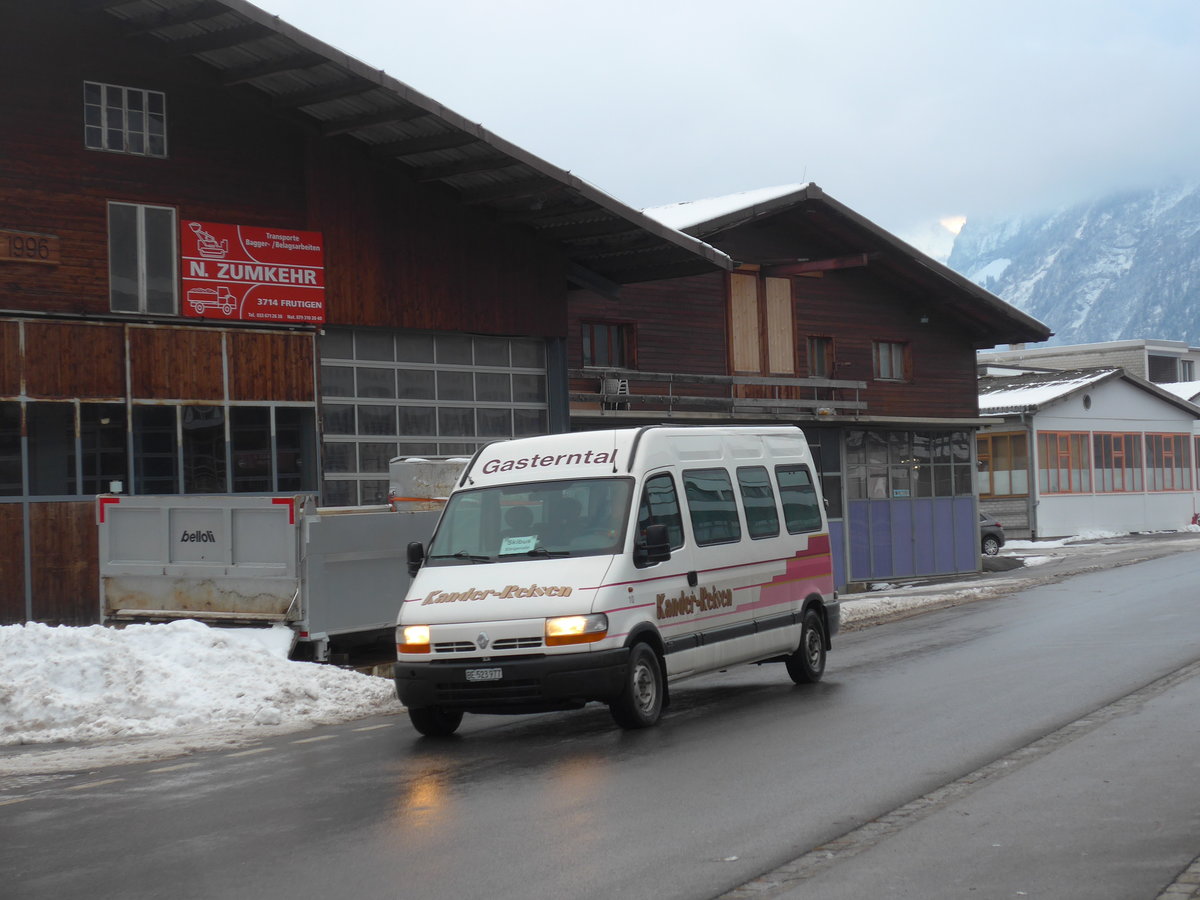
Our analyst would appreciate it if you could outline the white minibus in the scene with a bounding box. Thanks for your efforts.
[394,425,839,735]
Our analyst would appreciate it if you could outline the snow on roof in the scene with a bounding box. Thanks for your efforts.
[978,368,1117,415]
[1158,380,1200,402]
[644,184,807,230]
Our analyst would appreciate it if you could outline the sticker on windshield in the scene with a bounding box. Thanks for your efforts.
[500,535,538,555]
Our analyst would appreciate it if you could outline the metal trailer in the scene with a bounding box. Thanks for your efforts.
[97,493,439,661]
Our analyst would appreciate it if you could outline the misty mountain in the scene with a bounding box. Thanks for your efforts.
[947,182,1200,346]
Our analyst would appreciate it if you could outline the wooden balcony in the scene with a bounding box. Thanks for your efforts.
[568,369,867,422]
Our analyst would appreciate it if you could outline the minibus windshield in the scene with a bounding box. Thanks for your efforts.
[426,478,634,565]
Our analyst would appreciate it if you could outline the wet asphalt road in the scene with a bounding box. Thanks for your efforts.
[3,549,1200,900]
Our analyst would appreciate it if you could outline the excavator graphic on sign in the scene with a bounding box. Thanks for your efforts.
[189,221,228,259]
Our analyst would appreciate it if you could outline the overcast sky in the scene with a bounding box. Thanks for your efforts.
[261,0,1200,252]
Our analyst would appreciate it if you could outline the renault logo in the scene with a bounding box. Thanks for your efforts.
[476,632,490,650]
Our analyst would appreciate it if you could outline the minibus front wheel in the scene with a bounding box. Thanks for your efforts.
[610,643,664,729]
[785,607,826,684]
[408,705,464,737]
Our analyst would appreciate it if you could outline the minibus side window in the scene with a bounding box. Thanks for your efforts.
[683,468,742,546]
[736,465,780,539]
[636,474,684,550]
[776,465,822,533]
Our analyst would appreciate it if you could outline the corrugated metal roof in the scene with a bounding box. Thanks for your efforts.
[88,0,731,286]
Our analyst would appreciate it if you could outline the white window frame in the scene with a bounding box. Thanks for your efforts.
[108,202,179,314]
[873,340,908,381]
[84,81,167,158]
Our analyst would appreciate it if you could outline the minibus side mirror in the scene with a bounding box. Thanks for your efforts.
[407,541,425,577]
[641,523,671,564]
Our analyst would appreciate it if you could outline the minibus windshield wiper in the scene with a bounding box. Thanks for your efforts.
[428,550,493,563]
[526,547,570,558]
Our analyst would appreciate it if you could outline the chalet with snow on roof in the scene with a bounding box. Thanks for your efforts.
[567,183,1052,588]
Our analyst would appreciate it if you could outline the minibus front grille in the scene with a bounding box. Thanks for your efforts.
[435,680,542,704]
[433,641,476,654]
[434,636,543,654]
[493,636,543,650]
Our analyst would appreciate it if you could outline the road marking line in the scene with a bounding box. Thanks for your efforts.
[291,735,336,744]
[149,762,201,773]
[64,778,124,792]
[0,797,30,807]
[226,747,272,758]
[352,723,394,732]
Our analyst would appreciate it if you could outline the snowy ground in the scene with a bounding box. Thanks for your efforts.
[3,529,1199,775]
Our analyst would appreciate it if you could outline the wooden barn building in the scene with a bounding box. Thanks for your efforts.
[567,185,1051,587]
[0,0,730,625]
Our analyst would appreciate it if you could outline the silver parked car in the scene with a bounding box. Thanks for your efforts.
[979,512,1005,556]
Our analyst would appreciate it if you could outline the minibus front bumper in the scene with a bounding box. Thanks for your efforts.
[394,647,630,714]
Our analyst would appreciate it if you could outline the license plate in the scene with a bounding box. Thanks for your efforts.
[465,667,503,682]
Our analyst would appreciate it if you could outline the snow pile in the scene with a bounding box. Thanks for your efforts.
[0,620,396,748]
[845,587,989,625]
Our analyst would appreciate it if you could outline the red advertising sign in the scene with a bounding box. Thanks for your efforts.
[180,220,325,324]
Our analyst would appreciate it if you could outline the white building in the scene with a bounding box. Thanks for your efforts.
[977,367,1200,539]
[979,339,1200,384]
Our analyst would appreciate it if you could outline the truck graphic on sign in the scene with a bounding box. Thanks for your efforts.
[186,285,237,316]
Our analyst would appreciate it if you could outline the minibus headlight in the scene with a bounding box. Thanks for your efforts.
[545,614,608,646]
[398,625,431,654]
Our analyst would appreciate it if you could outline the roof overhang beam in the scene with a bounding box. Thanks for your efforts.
[273,79,379,111]
[763,253,872,277]
[320,106,429,137]
[219,51,326,85]
[458,177,563,205]
[567,264,622,300]
[118,0,230,35]
[412,155,523,182]
[371,131,478,159]
[163,22,273,54]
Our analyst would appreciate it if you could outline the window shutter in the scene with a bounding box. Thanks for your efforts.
[730,273,761,373]
[764,277,795,374]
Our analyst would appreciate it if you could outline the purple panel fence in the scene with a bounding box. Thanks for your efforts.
[953,495,977,572]
[847,496,979,583]
[829,519,848,592]
[913,499,936,574]
[932,498,958,573]
[889,502,916,578]
[849,501,872,581]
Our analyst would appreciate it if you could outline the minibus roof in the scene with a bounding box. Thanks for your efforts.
[459,426,812,488]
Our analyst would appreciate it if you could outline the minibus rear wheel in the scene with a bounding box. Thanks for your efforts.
[408,705,464,737]
[610,642,664,729]
[785,608,826,684]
